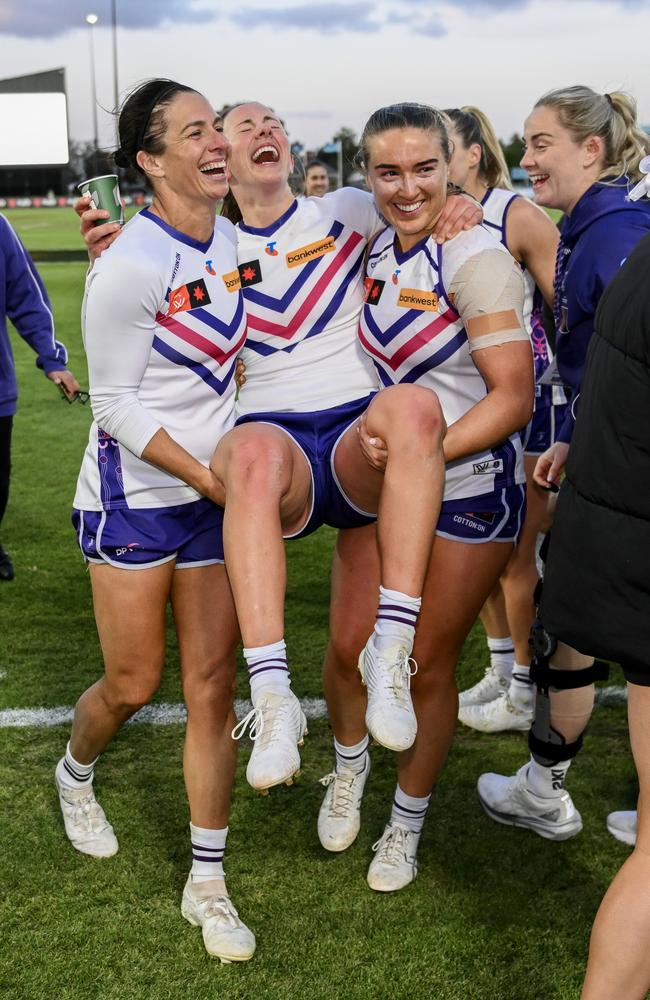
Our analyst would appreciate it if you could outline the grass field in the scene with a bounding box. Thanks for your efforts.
[0,244,635,999]
[3,207,140,252]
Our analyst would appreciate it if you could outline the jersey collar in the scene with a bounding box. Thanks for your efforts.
[140,208,214,253]
[238,199,298,237]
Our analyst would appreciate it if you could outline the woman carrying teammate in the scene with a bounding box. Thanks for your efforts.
[59,79,255,963]
[477,86,650,844]
[443,106,565,734]
[317,102,533,890]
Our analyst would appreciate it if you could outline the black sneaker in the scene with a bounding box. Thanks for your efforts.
[0,545,15,581]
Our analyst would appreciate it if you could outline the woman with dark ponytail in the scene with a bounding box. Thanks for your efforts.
[63,78,256,963]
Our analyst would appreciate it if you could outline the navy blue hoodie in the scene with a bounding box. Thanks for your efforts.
[0,214,68,418]
[555,178,650,442]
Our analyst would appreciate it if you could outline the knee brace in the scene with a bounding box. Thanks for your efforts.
[527,620,609,766]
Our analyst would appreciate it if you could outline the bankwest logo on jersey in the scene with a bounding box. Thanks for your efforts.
[238,259,263,287]
[222,269,242,293]
[167,278,211,316]
[364,277,385,304]
[286,236,336,269]
[396,288,439,311]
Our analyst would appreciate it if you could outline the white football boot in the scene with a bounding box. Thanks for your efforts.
[606,810,637,846]
[318,756,370,853]
[55,758,118,858]
[358,638,417,751]
[458,666,510,709]
[458,691,533,733]
[477,763,582,840]
[367,822,419,892]
[232,691,307,793]
[181,877,256,963]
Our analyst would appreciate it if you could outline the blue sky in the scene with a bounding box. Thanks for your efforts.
[1,0,648,151]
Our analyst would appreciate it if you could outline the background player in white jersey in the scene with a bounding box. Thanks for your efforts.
[443,106,566,733]
[60,80,255,963]
[318,103,533,891]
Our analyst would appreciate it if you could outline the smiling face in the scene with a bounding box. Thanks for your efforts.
[223,102,293,193]
[521,104,604,214]
[137,91,230,204]
[305,164,330,197]
[364,126,449,251]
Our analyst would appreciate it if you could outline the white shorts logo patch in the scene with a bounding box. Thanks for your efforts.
[473,459,504,475]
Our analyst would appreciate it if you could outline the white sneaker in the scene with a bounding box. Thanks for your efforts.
[606,810,637,846]
[232,691,307,793]
[477,763,582,841]
[367,822,419,892]
[358,638,417,751]
[181,876,256,963]
[55,759,118,858]
[318,757,370,853]
[458,666,509,708]
[458,691,533,733]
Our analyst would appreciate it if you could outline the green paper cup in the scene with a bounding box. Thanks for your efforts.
[78,174,124,225]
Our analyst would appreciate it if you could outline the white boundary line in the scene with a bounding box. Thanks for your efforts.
[0,688,628,729]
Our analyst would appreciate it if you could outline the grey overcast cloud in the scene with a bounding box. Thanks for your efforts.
[0,0,648,150]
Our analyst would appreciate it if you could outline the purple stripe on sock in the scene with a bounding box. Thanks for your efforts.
[192,852,225,862]
[337,747,368,761]
[379,604,419,618]
[248,663,290,677]
[512,672,534,685]
[393,799,428,815]
[376,614,418,627]
[192,843,225,853]
[247,656,287,667]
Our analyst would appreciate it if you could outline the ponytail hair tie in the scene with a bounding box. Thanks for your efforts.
[604,93,613,107]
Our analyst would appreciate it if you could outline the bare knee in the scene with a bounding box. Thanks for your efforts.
[103,670,161,714]
[372,385,445,446]
[183,655,237,715]
[221,430,293,501]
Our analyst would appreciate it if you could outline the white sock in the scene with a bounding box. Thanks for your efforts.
[58,741,97,789]
[190,823,227,883]
[509,663,535,711]
[526,757,572,798]
[244,639,291,701]
[390,784,430,835]
[373,585,421,655]
[334,735,369,774]
[487,635,514,680]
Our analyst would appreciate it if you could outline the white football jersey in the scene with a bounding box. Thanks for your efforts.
[74,210,245,510]
[359,225,527,502]
[235,188,381,414]
[482,187,565,405]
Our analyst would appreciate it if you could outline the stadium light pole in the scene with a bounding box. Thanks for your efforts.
[111,0,119,113]
[85,14,100,172]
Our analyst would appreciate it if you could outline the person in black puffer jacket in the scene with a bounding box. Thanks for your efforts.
[542,231,650,1000]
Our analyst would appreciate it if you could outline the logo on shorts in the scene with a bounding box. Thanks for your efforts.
[238,259,263,287]
[114,542,141,556]
[364,277,385,304]
[222,269,242,292]
[472,459,504,475]
[265,241,279,256]
[286,236,336,268]
[204,259,217,276]
[452,515,487,532]
[167,278,212,316]
[396,288,439,311]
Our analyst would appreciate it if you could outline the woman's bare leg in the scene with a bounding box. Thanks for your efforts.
[581,683,650,1000]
